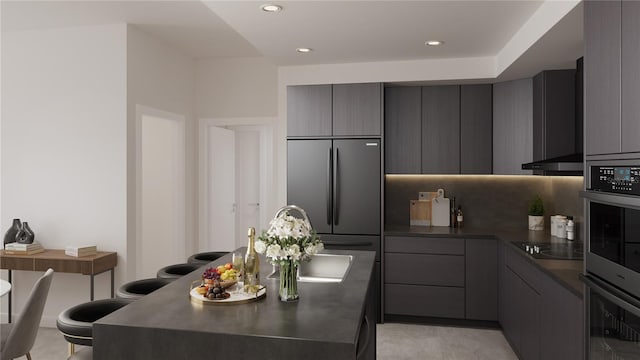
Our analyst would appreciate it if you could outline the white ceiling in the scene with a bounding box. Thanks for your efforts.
[1,0,583,80]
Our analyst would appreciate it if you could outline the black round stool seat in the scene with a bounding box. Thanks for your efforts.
[57,298,131,346]
[116,278,174,300]
[157,263,201,279]
[187,251,229,265]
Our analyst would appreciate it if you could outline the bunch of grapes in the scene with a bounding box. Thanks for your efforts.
[206,280,230,300]
[202,267,220,280]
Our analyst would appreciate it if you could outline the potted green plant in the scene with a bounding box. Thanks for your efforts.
[528,195,545,230]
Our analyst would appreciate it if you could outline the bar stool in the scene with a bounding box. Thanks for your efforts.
[116,278,174,301]
[156,263,201,279]
[56,298,131,358]
[187,251,229,265]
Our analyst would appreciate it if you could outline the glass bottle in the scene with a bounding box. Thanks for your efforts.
[244,227,260,290]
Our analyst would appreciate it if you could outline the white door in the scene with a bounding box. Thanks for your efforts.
[138,111,185,279]
[234,129,261,248]
[208,126,236,251]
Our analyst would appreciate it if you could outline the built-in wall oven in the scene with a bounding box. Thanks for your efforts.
[582,159,640,359]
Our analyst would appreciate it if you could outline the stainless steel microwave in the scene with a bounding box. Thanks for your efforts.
[582,159,640,300]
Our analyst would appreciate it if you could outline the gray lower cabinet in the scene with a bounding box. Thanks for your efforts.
[384,86,421,174]
[461,84,493,174]
[422,85,461,174]
[384,236,497,321]
[493,79,533,175]
[332,83,382,136]
[466,239,497,321]
[499,243,583,360]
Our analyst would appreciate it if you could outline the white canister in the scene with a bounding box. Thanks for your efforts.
[556,219,568,238]
[551,215,567,237]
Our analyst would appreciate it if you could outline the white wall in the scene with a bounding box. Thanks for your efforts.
[126,25,196,277]
[1,24,128,325]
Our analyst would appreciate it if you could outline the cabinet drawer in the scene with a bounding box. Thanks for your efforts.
[385,253,464,286]
[385,236,464,255]
[505,245,542,292]
[385,284,465,319]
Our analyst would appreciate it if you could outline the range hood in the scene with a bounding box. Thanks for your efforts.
[521,57,584,176]
[522,153,583,175]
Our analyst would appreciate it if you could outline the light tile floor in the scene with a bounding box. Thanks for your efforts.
[27,323,517,359]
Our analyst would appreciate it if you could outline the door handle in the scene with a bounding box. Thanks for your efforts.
[333,147,340,226]
[327,147,332,225]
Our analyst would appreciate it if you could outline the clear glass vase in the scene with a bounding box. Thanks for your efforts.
[279,260,299,302]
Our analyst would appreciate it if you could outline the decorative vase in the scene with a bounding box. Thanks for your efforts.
[3,219,21,247]
[528,215,544,231]
[15,222,35,244]
[279,260,299,302]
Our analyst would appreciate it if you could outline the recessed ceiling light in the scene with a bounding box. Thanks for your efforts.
[425,40,444,46]
[261,4,282,12]
[296,48,313,53]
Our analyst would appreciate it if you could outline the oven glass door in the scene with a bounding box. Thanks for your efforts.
[589,202,640,273]
[587,277,640,360]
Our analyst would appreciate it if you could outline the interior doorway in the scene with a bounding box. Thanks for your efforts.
[136,106,186,279]
[200,119,272,252]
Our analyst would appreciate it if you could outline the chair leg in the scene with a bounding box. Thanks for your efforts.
[26,352,32,360]
[68,343,75,356]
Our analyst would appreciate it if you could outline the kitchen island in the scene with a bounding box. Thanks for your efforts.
[93,249,376,360]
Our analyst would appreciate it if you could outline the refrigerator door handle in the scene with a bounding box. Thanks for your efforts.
[326,147,332,225]
[334,147,340,226]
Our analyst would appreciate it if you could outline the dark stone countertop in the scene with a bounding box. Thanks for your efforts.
[93,249,376,360]
[384,225,584,298]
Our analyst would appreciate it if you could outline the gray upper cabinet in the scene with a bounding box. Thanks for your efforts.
[622,1,640,153]
[532,70,576,161]
[384,87,421,174]
[333,83,382,136]
[461,85,493,174]
[584,0,622,155]
[493,79,533,175]
[422,85,460,174]
[287,85,332,137]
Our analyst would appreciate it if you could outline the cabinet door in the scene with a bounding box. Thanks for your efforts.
[287,140,332,233]
[465,239,497,321]
[493,79,533,175]
[422,85,460,174]
[540,276,584,360]
[461,84,492,174]
[585,0,621,155]
[287,85,332,137]
[333,83,382,136]
[384,86,421,173]
[333,139,380,235]
[622,0,640,153]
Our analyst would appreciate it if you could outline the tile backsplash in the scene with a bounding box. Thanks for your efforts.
[386,175,584,234]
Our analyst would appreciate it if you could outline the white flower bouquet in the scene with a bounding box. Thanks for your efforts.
[256,210,323,266]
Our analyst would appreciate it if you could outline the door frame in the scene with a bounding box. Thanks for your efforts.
[135,105,186,278]
[198,117,275,252]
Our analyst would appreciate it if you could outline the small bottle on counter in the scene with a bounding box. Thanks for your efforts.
[450,197,457,228]
[456,206,464,228]
[566,216,575,241]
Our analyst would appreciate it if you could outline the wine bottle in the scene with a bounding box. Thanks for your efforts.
[456,206,464,228]
[244,227,260,288]
[450,197,457,228]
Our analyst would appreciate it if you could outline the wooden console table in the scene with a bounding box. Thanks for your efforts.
[1,249,117,323]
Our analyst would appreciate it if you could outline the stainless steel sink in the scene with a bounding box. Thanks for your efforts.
[267,254,353,283]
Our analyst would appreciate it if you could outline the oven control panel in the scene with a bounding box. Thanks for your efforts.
[590,166,640,195]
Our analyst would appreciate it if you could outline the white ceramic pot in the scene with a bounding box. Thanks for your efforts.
[528,215,544,231]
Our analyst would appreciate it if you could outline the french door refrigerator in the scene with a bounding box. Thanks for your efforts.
[287,139,380,237]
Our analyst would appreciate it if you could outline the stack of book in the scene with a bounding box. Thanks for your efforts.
[65,245,97,257]
[4,242,44,255]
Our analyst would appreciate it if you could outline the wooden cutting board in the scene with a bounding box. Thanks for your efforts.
[410,200,431,226]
